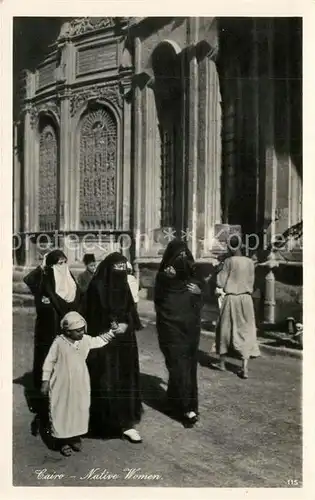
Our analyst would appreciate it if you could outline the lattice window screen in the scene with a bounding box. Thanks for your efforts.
[39,120,58,231]
[79,108,117,230]
[160,126,175,228]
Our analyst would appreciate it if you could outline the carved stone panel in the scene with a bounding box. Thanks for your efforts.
[37,61,56,90]
[70,85,122,116]
[76,43,118,75]
[30,101,60,129]
[38,119,59,231]
[59,17,116,39]
[79,107,118,230]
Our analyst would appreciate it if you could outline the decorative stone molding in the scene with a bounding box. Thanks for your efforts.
[29,101,60,128]
[58,18,116,39]
[57,86,72,101]
[70,84,123,116]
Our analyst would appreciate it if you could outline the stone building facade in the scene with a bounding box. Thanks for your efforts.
[13,17,302,323]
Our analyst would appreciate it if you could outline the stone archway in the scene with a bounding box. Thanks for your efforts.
[151,40,185,236]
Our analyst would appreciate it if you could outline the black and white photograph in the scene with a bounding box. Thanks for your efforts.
[8,11,305,490]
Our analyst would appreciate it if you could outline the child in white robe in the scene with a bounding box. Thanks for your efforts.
[41,311,125,456]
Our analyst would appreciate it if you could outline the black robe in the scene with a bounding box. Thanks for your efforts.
[85,253,143,436]
[154,240,204,416]
[23,266,81,404]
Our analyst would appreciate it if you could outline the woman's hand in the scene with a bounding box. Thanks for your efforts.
[164,266,176,278]
[187,283,201,295]
[41,381,49,396]
[215,287,224,297]
[115,323,128,334]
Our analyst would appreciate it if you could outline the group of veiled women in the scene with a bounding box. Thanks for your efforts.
[24,235,259,457]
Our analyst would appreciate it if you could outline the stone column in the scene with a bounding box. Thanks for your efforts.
[13,122,21,265]
[252,19,260,234]
[59,91,71,231]
[207,59,222,250]
[133,37,143,276]
[13,122,21,235]
[59,42,75,263]
[23,106,35,265]
[263,20,277,246]
[121,77,132,232]
[186,17,199,258]
[196,54,221,258]
[141,85,161,255]
[262,20,277,323]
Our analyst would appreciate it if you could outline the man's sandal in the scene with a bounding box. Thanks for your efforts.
[237,369,248,380]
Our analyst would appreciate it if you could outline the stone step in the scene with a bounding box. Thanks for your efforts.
[13,281,31,295]
[13,293,35,307]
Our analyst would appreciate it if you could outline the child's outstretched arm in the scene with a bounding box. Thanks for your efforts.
[87,329,117,350]
[41,339,59,395]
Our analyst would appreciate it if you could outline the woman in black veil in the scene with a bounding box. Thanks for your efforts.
[154,239,205,427]
[85,252,143,443]
[23,249,81,431]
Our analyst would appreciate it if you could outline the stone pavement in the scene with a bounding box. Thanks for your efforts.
[13,308,302,488]
[137,298,302,359]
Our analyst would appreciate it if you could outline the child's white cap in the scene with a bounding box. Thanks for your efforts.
[60,311,86,331]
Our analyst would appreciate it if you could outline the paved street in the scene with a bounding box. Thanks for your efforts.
[13,308,302,488]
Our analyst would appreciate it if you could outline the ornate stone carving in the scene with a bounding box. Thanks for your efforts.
[70,85,122,116]
[39,121,58,231]
[29,101,60,128]
[79,107,118,230]
[59,17,116,39]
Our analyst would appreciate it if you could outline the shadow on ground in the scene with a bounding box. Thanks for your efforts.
[197,350,241,375]
[140,372,184,424]
[13,372,57,450]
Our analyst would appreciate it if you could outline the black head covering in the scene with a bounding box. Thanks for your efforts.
[88,252,140,327]
[45,249,67,268]
[83,253,96,265]
[158,239,195,280]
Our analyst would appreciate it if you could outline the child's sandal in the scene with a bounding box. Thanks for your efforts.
[60,444,72,456]
[70,440,82,452]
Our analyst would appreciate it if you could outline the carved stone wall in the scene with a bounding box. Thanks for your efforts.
[30,101,60,129]
[70,85,123,116]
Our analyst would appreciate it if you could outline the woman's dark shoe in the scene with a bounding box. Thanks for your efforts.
[182,411,198,428]
[31,415,40,436]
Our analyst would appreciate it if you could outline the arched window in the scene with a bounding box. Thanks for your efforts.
[38,117,59,231]
[79,106,118,230]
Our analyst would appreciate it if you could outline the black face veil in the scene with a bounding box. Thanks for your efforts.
[159,239,195,280]
[91,252,131,321]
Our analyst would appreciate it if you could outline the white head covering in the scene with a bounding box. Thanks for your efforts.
[53,263,77,303]
[60,311,86,331]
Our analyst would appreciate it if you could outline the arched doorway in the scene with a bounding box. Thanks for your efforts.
[151,41,185,235]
